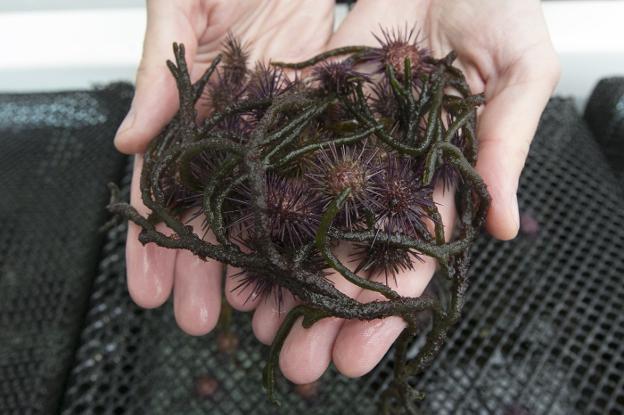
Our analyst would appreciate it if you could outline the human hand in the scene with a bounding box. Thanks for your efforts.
[272,0,560,384]
[113,0,334,334]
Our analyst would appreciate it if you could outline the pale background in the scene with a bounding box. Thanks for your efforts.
[0,1,622,109]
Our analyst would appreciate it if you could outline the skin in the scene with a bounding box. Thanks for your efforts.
[114,0,560,384]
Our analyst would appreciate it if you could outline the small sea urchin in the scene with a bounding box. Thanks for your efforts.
[370,156,435,238]
[305,143,381,229]
[364,26,432,78]
[312,60,369,94]
[232,174,323,247]
[203,35,250,114]
[220,34,250,84]
[246,63,290,119]
[353,238,424,285]
[230,268,286,307]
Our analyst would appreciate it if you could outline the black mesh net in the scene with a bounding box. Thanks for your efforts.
[413,98,624,415]
[1,82,623,415]
[0,83,132,414]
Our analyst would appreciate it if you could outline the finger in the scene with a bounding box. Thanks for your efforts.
[332,185,456,378]
[278,243,363,385]
[172,217,222,336]
[126,155,176,308]
[225,266,264,312]
[114,0,198,154]
[251,290,299,345]
[477,53,559,240]
[333,260,437,378]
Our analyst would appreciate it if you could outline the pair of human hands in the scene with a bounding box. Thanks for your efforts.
[113,0,560,385]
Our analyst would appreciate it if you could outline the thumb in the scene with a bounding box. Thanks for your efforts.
[114,0,197,155]
[476,60,559,240]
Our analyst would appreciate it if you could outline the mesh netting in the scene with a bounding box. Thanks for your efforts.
[412,98,624,415]
[1,83,623,415]
[0,83,132,414]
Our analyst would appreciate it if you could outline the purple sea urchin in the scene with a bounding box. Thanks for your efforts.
[363,26,432,78]
[220,33,250,84]
[202,35,250,114]
[312,60,369,94]
[232,174,323,247]
[370,156,435,238]
[305,143,381,229]
[370,78,400,121]
[246,63,291,120]
[353,238,424,285]
[230,268,286,307]
[107,30,488,414]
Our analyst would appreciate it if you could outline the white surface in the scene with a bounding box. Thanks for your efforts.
[542,1,624,106]
[0,1,622,107]
[0,0,144,12]
[1,9,145,69]
[0,8,145,91]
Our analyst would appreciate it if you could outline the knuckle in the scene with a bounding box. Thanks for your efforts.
[515,47,561,90]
